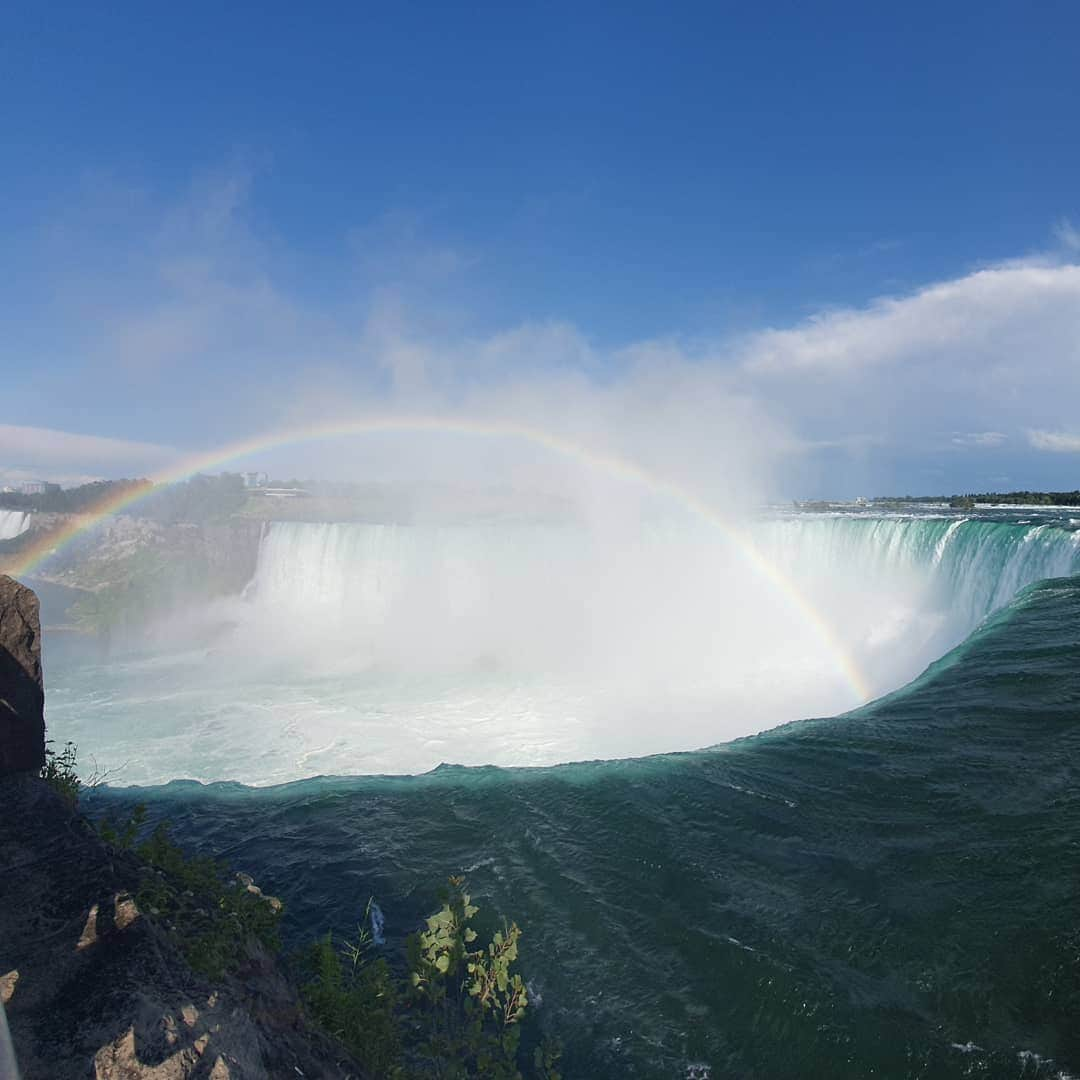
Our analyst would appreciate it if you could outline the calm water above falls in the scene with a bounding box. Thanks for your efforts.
[79,511,1080,1078]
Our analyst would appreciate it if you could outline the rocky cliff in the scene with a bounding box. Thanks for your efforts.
[1,517,265,637]
[21,517,264,595]
[0,776,358,1080]
[0,575,45,775]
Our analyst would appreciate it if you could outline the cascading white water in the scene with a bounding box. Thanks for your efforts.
[246,514,1080,705]
[756,515,1080,660]
[0,510,31,541]
[249,522,594,672]
[43,511,1080,786]
[244,519,868,694]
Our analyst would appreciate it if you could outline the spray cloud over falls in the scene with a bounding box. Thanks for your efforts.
[16,174,1080,784]
[43,507,1080,784]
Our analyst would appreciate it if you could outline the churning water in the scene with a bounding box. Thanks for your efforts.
[45,510,1080,785]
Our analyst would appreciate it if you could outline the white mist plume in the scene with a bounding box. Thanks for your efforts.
[18,169,1080,493]
[20,170,1080,782]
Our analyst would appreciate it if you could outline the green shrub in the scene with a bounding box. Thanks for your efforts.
[40,740,80,806]
[61,745,561,1074]
[97,803,147,849]
[48,749,282,982]
[298,901,402,1076]
[133,822,284,979]
[406,876,528,1078]
[300,877,561,1079]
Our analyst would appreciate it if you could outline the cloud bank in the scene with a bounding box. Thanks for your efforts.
[0,425,173,487]
[1028,429,1080,454]
[5,169,1080,498]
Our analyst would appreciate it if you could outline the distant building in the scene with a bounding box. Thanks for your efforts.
[19,480,60,496]
[242,471,269,489]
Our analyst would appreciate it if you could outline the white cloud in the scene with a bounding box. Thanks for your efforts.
[741,264,1080,376]
[0,424,174,478]
[951,432,1008,449]
[1055,218,1080,252]
[0,466,116,489]
[727,260,1080,482]
[13,164,1080,497]
[1027,429,1080,453]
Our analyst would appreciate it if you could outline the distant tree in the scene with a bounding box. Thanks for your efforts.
[130,473,249,523]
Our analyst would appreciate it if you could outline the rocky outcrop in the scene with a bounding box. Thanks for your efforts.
[5,518,265,637]
[0,775,357,1079]
[0,574,45,774]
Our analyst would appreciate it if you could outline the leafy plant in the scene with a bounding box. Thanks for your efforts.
[531,1038,563,1080]
[298,900,402,1076]
[407,876,529,1076]
[97,802,148,849]
[40,740,80,806]
[299,877,559,1079]
[406,877,528,1077]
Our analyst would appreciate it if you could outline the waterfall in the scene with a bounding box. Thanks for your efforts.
[248,521,600,672]
[247,515,1080,705]
[0,510,31,541]
[46,512,1080,782]
[757,514,1080,629]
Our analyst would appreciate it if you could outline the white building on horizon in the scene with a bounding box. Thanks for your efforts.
[19,480,60,496]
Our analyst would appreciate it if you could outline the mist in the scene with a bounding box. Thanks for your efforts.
[44,454,1066,785]
[12,173,1080,784]
[32,303,1079,784]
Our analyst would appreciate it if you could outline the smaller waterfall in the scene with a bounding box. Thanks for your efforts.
[0,510,31,541]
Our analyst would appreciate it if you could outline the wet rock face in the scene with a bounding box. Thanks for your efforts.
[0,575,45,774]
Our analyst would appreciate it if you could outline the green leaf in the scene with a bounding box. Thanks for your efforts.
[435,953,450,973]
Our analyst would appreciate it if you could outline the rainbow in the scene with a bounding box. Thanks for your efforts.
[4,416,873,702]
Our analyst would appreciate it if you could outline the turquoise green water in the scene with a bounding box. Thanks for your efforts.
[86,555,1080,1077]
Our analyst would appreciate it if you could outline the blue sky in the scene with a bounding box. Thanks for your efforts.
[3,1,1080,498]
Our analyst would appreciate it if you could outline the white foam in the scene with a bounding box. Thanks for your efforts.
[44,515,1080,784]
